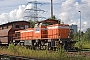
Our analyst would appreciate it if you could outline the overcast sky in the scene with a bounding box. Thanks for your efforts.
[0,0,90,32]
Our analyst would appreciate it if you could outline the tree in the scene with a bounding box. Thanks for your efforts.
[70,30,74,39]
[29,20,35,28]
[73,32,79,41]
[58,19,61,24]
[83,28,90,40]
[48,15,56,20]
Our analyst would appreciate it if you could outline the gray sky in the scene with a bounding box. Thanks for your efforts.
[0,0,90,32]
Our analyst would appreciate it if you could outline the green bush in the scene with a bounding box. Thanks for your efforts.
[0,43,89,60]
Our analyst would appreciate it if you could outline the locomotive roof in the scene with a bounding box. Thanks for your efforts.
[0,21,30,27]
[40,19,58,24]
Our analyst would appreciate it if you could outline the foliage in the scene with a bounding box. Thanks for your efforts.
[73,28,90,50]
[83,28,90,41]
[72,32,79,41]
[48,15,56,20]
[58,19,61,24]
[29,20,35,28]
[8,43,15,50]
[0,45,90,60]
[70,30,74,39]
[2,44,68,60]
[73,31,84,41]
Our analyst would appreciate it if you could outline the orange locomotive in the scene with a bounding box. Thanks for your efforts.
[14,19,74,50]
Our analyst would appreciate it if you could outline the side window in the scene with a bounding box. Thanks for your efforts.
[35,28,40,31]
[12,24,15,28]
[2,27,3,30]
[25,25,29,29]
[7,26,8,29]
[16,25,19,28]
[16,32,20,38]
[35,28,40,33]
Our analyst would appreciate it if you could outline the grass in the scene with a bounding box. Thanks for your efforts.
[0,44,90,60]
[75,40,90,50]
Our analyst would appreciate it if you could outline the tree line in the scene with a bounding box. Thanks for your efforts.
[73,28,90,41]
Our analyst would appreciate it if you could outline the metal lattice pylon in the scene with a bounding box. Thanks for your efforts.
[24,0,45,22]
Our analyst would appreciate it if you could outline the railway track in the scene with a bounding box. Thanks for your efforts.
[0,54,35,60]
[67,50,90,57]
